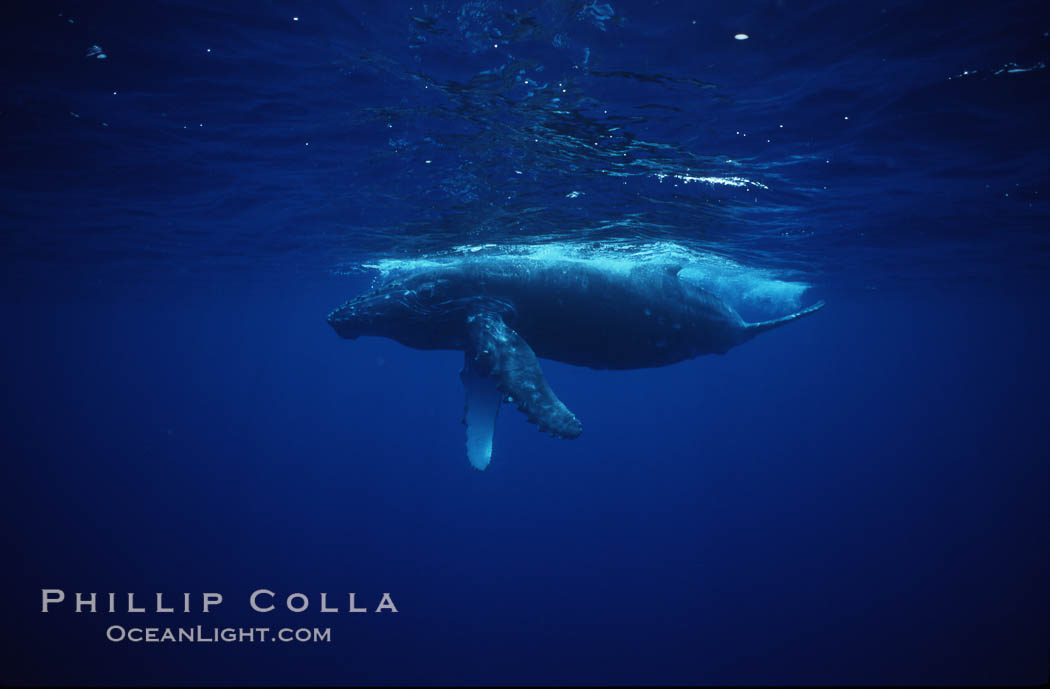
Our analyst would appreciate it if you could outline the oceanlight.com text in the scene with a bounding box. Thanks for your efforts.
[105,625,331,643]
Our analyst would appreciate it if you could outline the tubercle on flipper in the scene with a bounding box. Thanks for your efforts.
[513,387,581,439]
[490,378,581,438]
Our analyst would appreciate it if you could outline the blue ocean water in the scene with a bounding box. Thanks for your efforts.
[2,0,1048,685]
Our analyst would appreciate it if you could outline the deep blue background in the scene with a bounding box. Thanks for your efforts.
[2,0,1048,685]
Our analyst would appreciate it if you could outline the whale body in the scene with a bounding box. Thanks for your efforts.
[328,256,824,469]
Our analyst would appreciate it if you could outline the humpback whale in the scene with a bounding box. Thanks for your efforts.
[328,256,824,470]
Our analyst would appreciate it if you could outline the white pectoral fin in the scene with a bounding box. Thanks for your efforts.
[465,310,582,438]
[460,355,502,471]
[459,308,583,470]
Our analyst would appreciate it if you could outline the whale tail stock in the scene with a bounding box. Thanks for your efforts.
[743,299,826,338]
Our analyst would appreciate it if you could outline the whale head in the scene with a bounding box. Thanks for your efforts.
[327,286,417,340]
[326,274,469,348]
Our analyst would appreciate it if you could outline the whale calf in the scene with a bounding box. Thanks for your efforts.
[328,256,824,469]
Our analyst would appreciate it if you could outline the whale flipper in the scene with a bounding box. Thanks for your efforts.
[464,311,583,454]
[460,357,503,471]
